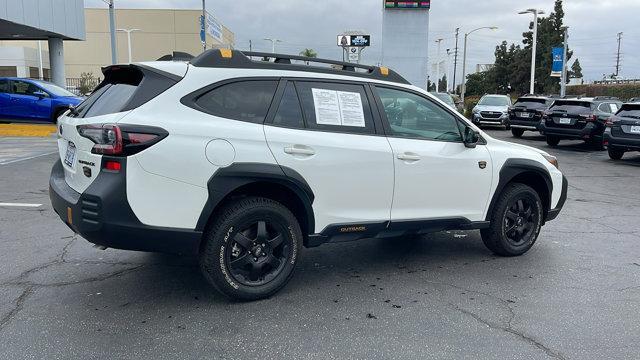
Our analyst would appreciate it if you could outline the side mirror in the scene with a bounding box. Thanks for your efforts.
[463,127,480,148]
[33,90,48,99]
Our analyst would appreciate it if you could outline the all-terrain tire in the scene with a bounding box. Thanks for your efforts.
[608,147,624,160]
[546,136,560,147]
[199,197,302,301]
[511,128,525,138]
[481,183,543,257]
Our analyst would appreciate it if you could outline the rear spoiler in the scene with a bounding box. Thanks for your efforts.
[156,52,194,62]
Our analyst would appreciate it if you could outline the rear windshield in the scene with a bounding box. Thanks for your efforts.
[618,106,640,118]
[550,101,592,114]
[72,66,177,118]
[514,98,547,109]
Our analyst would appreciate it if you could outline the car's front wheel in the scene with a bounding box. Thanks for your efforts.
[481,183,543,257]
[200,197,302,301]
[511,128,525,138]
[546,136,560,147]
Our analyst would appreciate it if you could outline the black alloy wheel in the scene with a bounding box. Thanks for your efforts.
[503,198,537,246]
[226,220,290,287]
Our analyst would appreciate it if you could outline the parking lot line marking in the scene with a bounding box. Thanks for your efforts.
[0,151,58,165]
[0,203,42,208]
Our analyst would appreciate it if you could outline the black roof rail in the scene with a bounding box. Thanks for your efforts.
[189,49,410,85]
[157,51,194,61]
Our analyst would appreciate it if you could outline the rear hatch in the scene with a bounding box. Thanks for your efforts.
[612,104,640,138]
[57,63,184,193]
[546,100,593,129]
[511,98,547,122]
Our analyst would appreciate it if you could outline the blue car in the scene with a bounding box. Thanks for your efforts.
[0,78,83,123]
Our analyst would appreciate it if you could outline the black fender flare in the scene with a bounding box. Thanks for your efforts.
[195,163,315,233]
[485,158,553,221]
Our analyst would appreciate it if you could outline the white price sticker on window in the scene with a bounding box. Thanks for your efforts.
[311,88,366,127]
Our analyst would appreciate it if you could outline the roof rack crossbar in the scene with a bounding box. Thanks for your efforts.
[241,51,376,72]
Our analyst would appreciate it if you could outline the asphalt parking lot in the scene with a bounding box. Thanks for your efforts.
[1,129,639,360]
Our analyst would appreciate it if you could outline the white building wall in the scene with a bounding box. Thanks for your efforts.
[0,0,85,40]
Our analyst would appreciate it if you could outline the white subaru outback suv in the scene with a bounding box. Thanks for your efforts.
[50,50,567,300]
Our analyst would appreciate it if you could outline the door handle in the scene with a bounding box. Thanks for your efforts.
[284,145,315,156]
[397,152,421,162]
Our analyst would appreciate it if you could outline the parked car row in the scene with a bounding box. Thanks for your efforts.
[472,93,639,160]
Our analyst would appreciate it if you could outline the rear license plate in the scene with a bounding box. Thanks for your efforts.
[518,112,531,118]
[631,125,640,134]
[64,142,76,167]
[559,117,572,124]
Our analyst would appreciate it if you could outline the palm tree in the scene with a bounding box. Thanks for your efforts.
[299,48,318,64]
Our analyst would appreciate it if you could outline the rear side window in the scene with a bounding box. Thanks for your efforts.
[73,66,177,118]
[195,80,277,124]
[0,79,10,93]
[550,101,592,114]
[272,82,304,128]
[295,81,375,134]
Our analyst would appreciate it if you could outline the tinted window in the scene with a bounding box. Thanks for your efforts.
[478,96,510,106]
[376,86,462,142]
[296,81,375,134]
[272,82,304,128]
[82,83,138,117]
[35,81,76,97]
[617,106,640,118]
[514,98,547,109]
[196,80,277,123]
[550,101,592,114]
[432,93,455,107]
[12,81,40,96]
[0,79,10,93]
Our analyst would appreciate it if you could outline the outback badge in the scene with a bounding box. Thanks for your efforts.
[478,161,487,169]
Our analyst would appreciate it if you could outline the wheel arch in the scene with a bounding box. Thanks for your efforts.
[196,163,315,245]
[485,159,553,221]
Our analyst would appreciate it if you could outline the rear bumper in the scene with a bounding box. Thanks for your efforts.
[509,118,539,130]
[539,121,602,140]
[604,130,640,151]
[49,159,202,255]
[545,175,568,222]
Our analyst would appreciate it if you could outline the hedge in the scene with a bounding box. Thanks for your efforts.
[566,84,640,101]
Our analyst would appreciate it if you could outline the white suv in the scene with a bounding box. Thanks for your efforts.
[50,50,567,300]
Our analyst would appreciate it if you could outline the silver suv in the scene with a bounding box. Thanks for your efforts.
[472,94,513,129]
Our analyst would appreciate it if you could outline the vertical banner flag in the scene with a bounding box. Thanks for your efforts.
[551,47,564,77]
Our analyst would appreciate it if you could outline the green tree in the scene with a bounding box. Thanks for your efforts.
[299,48,317,60]
[569,59,583,78]
[464,71,494,97]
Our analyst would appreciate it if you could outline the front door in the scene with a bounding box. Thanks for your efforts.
[264,80,394,232]
[374,86,493,222]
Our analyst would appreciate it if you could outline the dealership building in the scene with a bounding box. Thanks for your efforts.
[0,5,234,85]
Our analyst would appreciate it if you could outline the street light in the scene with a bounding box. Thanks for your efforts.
[263,38,283,53]
[100,0,117,65]
[519,8,545,94]
[461,26,497,103]
[117,28,141,63]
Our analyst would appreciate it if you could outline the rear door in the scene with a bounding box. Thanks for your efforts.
[8,80,39,119]
[264,79,394,231]
[373,85,493,222]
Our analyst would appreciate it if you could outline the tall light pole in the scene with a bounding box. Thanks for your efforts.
[101,0,117,65]
[519,8,545,94]
[435,38,443,92]
[461,26,497,103]
[117,29,141,63]
[446,49,451,92]
[263,38,283,53]
[560,26,569,97]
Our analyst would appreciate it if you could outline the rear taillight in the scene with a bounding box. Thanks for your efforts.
[77,124,167,156]
[605,116,617,127]
[580,114,597,122]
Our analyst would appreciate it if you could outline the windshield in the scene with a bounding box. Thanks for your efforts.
[514,98,548,109]
[478,96,510,106]
[34,81,77,97]
[433,93,455,107]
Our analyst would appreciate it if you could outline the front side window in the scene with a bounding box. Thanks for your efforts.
[295,81,375,134]
[195,80,278,124]
[376,86,462,142]
[12,81,41,96]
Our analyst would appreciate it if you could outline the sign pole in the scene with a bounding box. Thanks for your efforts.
[201,0,206,52]
[560,27,569,97]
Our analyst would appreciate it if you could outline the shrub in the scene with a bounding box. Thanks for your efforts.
[566,84,640,101]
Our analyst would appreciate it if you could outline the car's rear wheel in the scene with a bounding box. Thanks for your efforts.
[481,183,543,257]
[546,136,560,147]
[511,128,525,138]
[608,147,624,160]
[200,197,302,301]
